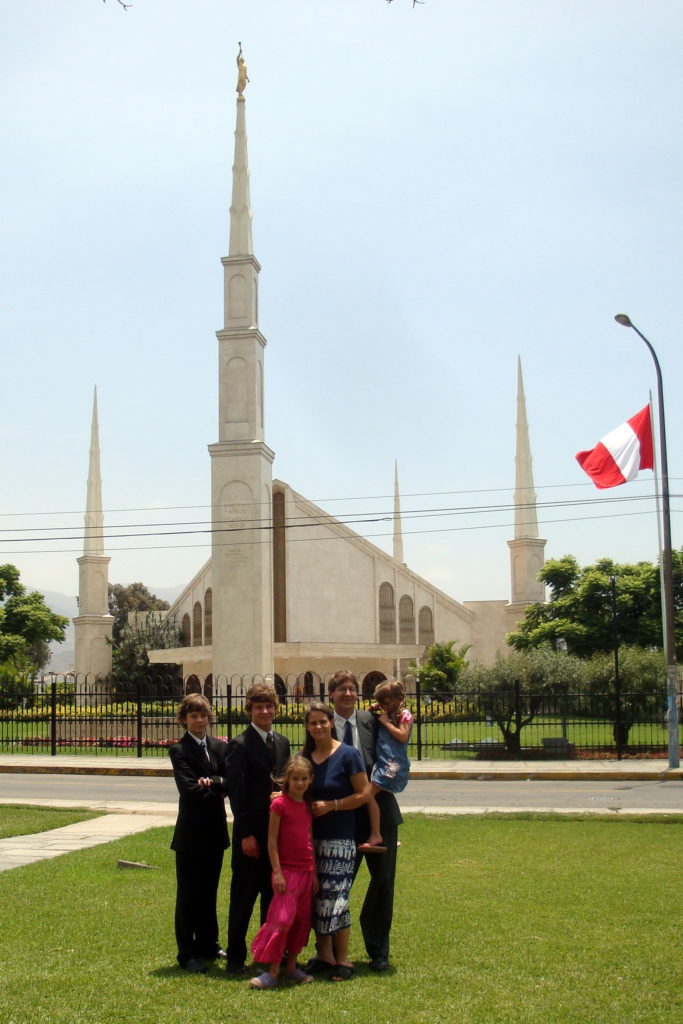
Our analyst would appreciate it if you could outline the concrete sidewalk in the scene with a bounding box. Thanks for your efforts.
[0,753,680,782]
[0,811,172,872]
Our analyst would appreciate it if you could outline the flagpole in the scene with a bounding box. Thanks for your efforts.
[649,390,669,663]
[614,315,679,769]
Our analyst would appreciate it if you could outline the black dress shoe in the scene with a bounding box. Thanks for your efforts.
[370,957,390,972]
[181,958,208,974]
[225,961,247,975]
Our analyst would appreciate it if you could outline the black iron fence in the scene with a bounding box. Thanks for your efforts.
[0,673,678,760]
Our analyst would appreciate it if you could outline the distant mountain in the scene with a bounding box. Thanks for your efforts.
[36,589,79,620]
[26,588,78,673]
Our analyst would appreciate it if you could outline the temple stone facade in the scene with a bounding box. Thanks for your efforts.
[136,81,546,695]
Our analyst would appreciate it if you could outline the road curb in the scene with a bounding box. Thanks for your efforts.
[409,769,683,781]
[1,761,680,782]
[0,764,174,778]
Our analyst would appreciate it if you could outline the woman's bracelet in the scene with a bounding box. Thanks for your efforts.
[334,799,339,812]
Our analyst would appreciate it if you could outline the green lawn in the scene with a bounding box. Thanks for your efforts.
[0,803,104,839]
[0,814,680,1024]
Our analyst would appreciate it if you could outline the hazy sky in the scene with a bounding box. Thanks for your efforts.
[1,0,681,608]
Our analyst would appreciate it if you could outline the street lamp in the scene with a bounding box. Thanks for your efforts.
[614,314,679,768]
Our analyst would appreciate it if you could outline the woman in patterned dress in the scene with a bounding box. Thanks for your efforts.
[301,702,369,981]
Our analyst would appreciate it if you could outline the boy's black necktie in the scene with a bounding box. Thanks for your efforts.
[265,731,275,766]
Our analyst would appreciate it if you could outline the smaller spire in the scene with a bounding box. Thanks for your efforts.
[514,357,539,539]
[393,460,405,564]
[83,387,104,555]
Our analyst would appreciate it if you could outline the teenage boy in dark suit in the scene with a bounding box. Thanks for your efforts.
[224,682,291,973]
[169,693,234,973]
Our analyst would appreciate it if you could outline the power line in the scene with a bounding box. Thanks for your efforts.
[1,506,675,557]
[0,492,674,543]
[1,476,676,520]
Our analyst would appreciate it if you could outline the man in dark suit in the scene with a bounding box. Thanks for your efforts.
[224,682,291,973]
[169,693,234,973]
[328,669,403,973]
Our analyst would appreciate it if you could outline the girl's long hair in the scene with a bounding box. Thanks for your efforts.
[373,679,406,723]
[274,755,314,804]
[300,701,335,761]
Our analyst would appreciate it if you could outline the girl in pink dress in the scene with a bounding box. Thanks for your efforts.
[250,756,319,989]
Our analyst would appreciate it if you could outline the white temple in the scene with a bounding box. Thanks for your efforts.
[74,74,545,694]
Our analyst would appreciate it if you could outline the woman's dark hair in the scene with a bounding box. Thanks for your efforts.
[300,701,334,760]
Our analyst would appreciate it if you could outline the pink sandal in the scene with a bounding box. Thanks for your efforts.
[250,971,279,989]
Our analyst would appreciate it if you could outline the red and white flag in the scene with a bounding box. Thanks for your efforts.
[575,405,654,489]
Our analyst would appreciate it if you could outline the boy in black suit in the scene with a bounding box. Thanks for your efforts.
[169,693,233,973]
[224,682,291,973]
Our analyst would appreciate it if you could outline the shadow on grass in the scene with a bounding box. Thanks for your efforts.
[149,965,180,979]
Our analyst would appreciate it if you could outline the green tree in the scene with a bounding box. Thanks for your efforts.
[110,611,182,694]
[462,646,586,757]
[584,646,665,748]
[0,564,69,678]
[108,582,170,644]
[507,553,683,658]
[410,640,472,698]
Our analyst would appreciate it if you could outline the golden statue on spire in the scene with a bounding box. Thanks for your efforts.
[236,43,249,96]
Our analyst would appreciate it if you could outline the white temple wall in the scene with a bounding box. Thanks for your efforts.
[463,600,511,663]
[285,524,376,643]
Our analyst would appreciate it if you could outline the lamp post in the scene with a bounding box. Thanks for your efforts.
[614,314,679,768]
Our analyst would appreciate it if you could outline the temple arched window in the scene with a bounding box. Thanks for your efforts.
[379,582,396,643]
[274,674,286,703]
[298,671,321,698]
[418,605,434,645]
[203,674,213,703]
[204,589,212,645]
[185,674,201,695]
[181,613,191,647]
[362,670,387,699]
[399,595,415,644]
[192,602,203,647]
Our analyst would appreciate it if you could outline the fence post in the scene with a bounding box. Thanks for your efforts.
[50,679,57,756]
[415,675,423,761]
[136,682,143,758]
[227,683,233,740]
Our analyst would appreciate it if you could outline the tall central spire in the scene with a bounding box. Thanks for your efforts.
[228,94,253,257]
[209,60,274,682]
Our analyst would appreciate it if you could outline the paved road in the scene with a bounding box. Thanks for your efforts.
[1,772,681,814]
